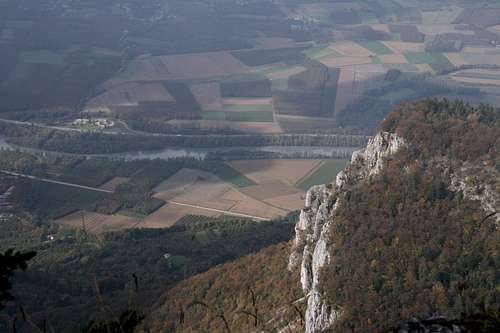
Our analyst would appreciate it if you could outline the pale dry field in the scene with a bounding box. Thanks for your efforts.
[451,76,500,86]
[263,192,305,211]
[335,69,358,113]
[417,24,475,35]
[141,203,220,228]
[415,64,434,72]
[240,180,302,200]
[56,211,139,234]
[86,82,174,111]
[369,24,390,33]
[331,42,374,57]
[445,53,468,67]
[190,82,222,111]
[153,168,232,204]
[378,54,409,64]
[488,24,500,35]
[99,177,130,192]
[462,47,489,54]
[228,159,321,185]
[462,53,500,66]
[319,56,374,68]
[264,66,306,80]
[222,97,273,105]
[152,166,301,220]
[229,197,287,220]
[382,41,425,53]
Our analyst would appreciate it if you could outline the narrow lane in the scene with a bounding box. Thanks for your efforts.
[0,170,113,193]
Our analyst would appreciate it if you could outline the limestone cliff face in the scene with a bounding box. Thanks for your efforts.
[288,131,407,333]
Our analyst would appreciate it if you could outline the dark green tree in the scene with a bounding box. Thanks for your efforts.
[0,249,36,311]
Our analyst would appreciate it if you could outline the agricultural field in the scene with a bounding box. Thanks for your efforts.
[421,6,463,25]
[358,41,394,55]
[190,82,223,111]
[2,0,500,137]
[86,82,175,113]
[276,115,338,133]
[105,51,249,86]
[202,111,274,122]
[228,159,322,185]
[56,210,140,234]
[297,159,349,191]
[450,69,500,86]
[48,158,348,229]
[99,177,130,192]
[404,52,454,72]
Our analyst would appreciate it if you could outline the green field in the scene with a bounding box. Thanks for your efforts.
[297,159,348,191]
[303,45,343,60]
[202,111,227,121]
[404,52,436,64]
[372,56,382,64]
[203,111,274,122]
[359,41,393,55]
[270,78,289,91]
[404,52,454,72]
[223,104,273,112]
[216,163,256,187]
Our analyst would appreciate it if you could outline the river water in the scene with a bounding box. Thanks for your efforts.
[0,136,358,160]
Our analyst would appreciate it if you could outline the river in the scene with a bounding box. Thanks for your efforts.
[0,136,358,160]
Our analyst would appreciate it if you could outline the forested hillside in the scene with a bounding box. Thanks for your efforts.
[321,100,500,332]
[0,217,294,332]
[145,100,499,333]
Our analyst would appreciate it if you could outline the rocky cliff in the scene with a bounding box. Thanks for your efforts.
[289,100,500,332]
[289,131,408,332]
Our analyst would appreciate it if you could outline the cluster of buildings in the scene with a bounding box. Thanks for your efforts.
[72,118,115,129]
